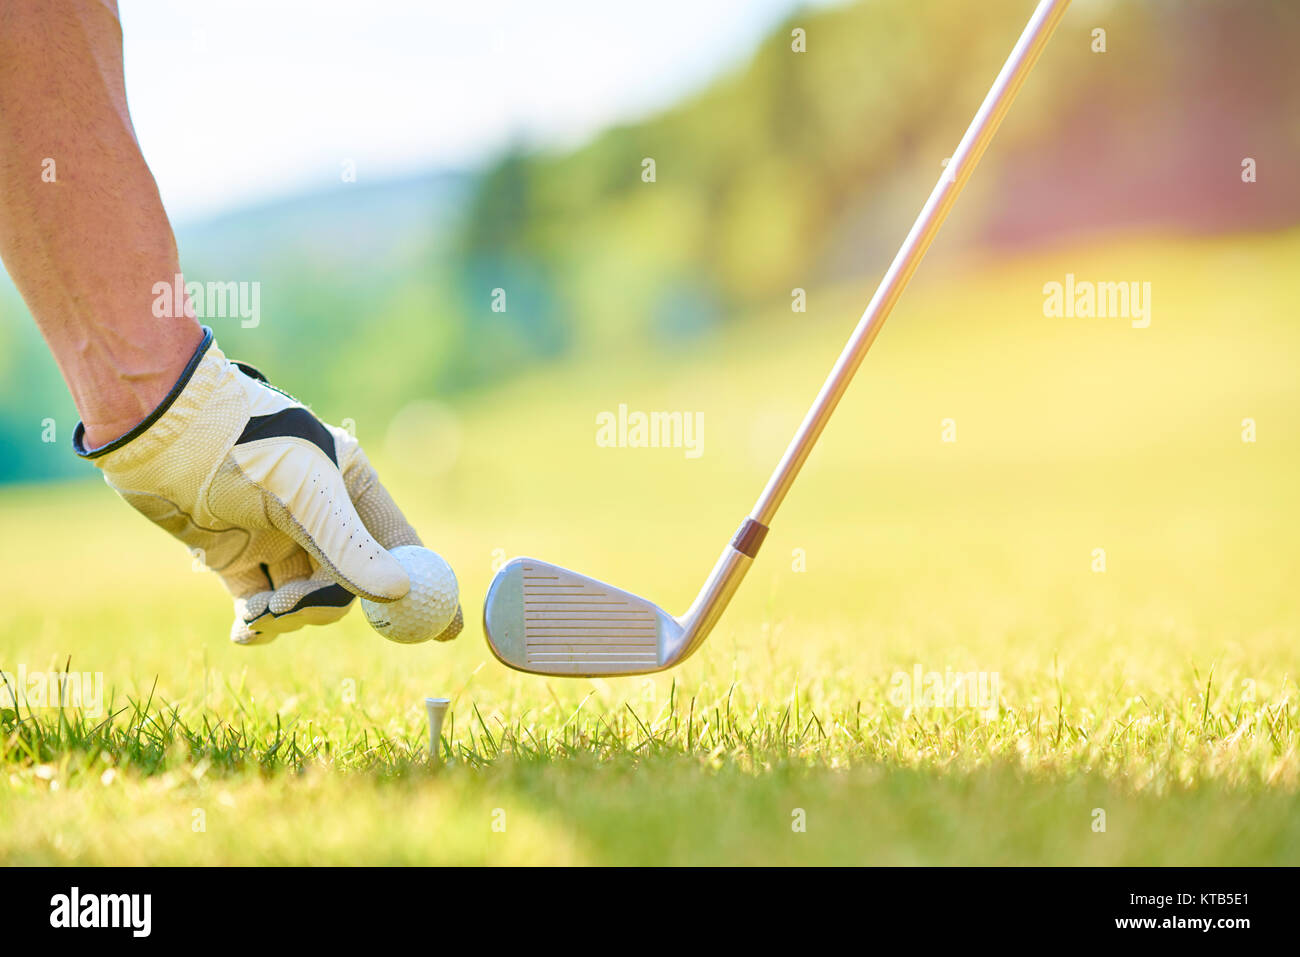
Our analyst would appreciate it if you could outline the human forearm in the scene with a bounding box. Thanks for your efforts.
[0,0,201,447]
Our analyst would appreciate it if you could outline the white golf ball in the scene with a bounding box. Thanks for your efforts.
[361,546,459,644]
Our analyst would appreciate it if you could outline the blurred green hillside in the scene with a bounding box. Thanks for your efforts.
[456,0,1300,343]
[2,0,1297,482]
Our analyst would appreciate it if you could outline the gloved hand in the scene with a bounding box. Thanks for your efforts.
[73,327,463,645]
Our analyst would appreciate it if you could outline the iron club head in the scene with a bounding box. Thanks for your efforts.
[483,558,687,676]
[483,539,755,677]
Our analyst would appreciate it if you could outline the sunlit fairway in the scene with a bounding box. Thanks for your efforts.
[2,231,1298,865]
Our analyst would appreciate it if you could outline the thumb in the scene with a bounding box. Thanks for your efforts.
[234,442,410,602]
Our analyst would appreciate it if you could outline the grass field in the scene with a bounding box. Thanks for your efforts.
[2,231,1298,864]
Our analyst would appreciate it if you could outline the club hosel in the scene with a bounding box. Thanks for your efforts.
[676,517,767,660]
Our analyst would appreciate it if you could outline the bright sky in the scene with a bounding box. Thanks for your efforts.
[120,0,837,223]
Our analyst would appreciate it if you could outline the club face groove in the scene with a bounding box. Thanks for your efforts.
[483,558,683,676]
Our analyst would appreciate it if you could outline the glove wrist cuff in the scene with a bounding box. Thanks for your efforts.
[73,326,217,461]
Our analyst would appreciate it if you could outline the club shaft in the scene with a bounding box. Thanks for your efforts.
[749,0,1071,527]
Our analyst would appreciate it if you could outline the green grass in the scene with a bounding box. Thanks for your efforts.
[2,230,1299,864]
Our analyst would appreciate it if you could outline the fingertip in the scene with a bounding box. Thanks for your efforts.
[358,548,411,602]
[231,616,276,646]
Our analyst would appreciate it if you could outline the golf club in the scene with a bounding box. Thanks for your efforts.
[484,0,1073,676]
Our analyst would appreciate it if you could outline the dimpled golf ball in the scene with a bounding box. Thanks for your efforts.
[361,546,459,644]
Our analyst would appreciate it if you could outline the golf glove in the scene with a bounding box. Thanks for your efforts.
[73,327,463,645]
